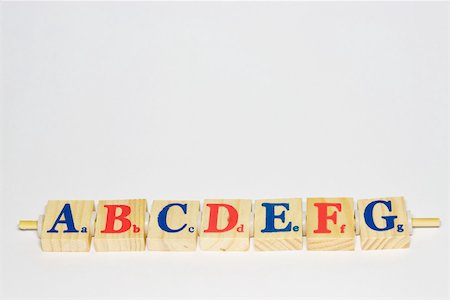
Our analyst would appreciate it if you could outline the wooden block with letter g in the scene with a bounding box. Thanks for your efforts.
[94,199,147,251]
[40,200,95,252]
[357,196,410,250]
[199,199,252,251]
[306,197,355,250]
[254,198,303,251]
[147,200,200,251]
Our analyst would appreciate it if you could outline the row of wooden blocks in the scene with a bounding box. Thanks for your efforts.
[19,197,440,252]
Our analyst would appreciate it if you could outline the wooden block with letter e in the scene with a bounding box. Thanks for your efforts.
[357,196,410,250]
[94,199,147,251]
[306,197,355,250]
[147,200,200,251]
[199,199,252,251]
[254,198,303,251]
[40,200,95,252]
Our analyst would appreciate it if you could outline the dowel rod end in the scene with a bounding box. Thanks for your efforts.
[411,218,440,228]
[18,220,38,230]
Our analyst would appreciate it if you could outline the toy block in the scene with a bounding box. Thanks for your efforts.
[357,196,410,250]
[147,200,200,251]
[254,198,302,251]
[40,200,95,252]
[199,199,252,251]
[306,197,355,250]
[94,199,147,251]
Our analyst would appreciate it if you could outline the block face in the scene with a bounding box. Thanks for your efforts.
[199,199,252,251]
[41,200,95,252]
[147,200,200,251]
[94,199,147,252]
[357,196,410,250]
[254,198,302,251]
[306,197,355,251]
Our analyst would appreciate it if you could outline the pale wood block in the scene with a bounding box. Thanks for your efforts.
[94,199,147,251]
[199,199,252,251]
[254,198,302,251]
[306,197,355,251]
[357,196,410,250]
[147,200,200,251]
[41,200,95,252]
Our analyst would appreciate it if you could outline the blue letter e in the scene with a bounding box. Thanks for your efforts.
[47,203,79,233]
[363,200,397,231]
[261,203,292,233]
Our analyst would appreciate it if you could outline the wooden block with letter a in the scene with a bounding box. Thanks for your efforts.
[94,199,147,251]
[199,199,252,251]
[306,197,355,250]
[357,196,410,250]
[41,200,95,252]
[147,200,200,251]
[254,198,302,251]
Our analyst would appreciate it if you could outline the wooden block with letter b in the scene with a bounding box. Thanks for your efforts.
[94,199,147,251]
[147,200,200,251]
[40,200,95,252]
[357,196,410,250]
[306,197,355,250]
[199,199,252,251]
[254,198,303,251]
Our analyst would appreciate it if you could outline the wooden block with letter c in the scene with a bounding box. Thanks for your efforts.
[147,200,200,251]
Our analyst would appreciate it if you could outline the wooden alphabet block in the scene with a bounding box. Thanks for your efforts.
[199,199,252,251]
[94,199,147,251]
[147,200,200,251]
[254,198,303,251]
[41,200,95,252]
[357,196,410,250]
[306,197,355,250]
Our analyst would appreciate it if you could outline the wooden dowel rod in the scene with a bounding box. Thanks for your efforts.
[18,220,38,230]
[411,218,440,228]
[18,218,440,231]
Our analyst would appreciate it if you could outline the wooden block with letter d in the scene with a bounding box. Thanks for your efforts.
[40,200,95,252]
[254,198,303,251]
[199,199,252,251]
[306,197,355,250]
[357,196,410,250]
[147,200,200,251]
[94,199,147,251]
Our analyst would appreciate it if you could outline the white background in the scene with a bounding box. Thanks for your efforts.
[1,2,448,299]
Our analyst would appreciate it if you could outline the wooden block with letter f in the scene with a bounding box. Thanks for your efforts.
[199,199,252,251]
[94,199,147,251]
[306,197,355,250]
